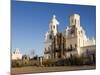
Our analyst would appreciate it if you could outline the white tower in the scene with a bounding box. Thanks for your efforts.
[65,14,82,56]
[70,14,80,28]
[49,15,59,36]
[70,14,81,55]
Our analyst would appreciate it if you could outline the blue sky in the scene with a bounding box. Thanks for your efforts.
[12,1,96,56]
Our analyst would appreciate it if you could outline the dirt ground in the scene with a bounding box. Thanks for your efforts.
[11,65,95,75]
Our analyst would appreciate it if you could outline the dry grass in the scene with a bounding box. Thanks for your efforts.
[11,65,95,75]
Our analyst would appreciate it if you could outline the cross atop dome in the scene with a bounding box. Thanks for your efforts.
[53,15,56,19]
[49,14,59,26]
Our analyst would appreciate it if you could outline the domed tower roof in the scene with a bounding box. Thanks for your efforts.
[49,15,59,25]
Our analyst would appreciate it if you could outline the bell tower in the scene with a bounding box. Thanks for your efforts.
[49,15,59,36]
[70,14,80,28]
[66,14,81,56]
[68,14,81,37]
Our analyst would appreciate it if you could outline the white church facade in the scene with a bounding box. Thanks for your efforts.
[44,14,96,59]
[12,48,22,60]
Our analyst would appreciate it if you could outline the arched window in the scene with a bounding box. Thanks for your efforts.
[75,44,77,48]
[70,44,72,48]
[53,26,55,29]
[75,19,76,25]
[72,19,73,23]
[70,44,73,51]
[49,35,52,39]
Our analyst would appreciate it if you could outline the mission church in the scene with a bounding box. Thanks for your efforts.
[44,14,96,59]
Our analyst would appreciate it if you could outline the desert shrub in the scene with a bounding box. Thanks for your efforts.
[12,60,22,67]
[72,57,83,66]
[43,59,56,67]
[54,56,84,66]
[69,55,95,66]
[28,60,40,66]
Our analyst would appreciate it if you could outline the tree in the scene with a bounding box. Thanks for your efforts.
[30,49,35,59]
[33,55,38,60]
